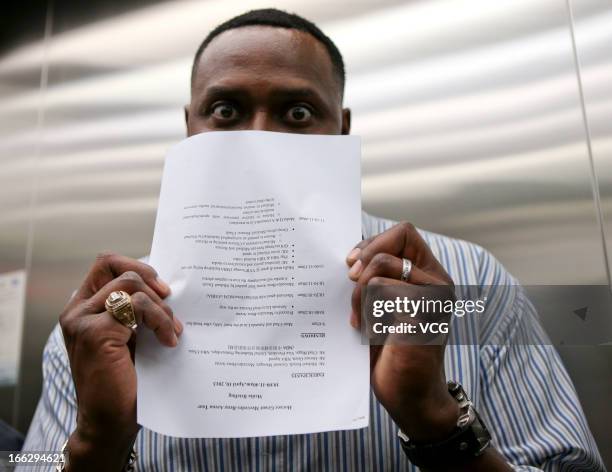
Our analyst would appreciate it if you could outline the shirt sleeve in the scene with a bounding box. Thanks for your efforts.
[475,250,605,471]
[17,324,77,471]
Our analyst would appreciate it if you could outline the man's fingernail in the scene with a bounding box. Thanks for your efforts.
[157,277,171,294]
[350,313,358,328]
[347,248,361,264]
[171,333,179,347]
[348,259,363,280]
[174,317,183,336]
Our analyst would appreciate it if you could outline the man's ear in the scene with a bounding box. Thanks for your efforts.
[341,108,351,135]
[184,105,190,137]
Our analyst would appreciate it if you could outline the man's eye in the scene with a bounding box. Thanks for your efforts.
[211,103,238,120]
[285,105,313,123]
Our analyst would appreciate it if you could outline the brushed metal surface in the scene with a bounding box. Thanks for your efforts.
[0,6,46,428]
[354,1,609,286]
[0,0,610,465]
[571,0,612,285]
[563,0,612,466]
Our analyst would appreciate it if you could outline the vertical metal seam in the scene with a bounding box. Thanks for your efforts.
[565,0,612,290]
[12,0,54,428]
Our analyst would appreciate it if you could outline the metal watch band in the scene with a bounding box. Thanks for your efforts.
[397,381,492,468]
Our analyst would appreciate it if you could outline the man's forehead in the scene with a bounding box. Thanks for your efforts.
[192,26,338,96]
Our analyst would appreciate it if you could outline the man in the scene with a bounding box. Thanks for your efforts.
[20,9,604,471]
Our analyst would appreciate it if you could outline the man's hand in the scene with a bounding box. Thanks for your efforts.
[59,253,182,471]
[346,222,459,442]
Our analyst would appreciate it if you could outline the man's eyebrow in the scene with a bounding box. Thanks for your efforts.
[204,86,321,99]
[203,85,250,97]
[270,87,320,100]
[200,85,331,110]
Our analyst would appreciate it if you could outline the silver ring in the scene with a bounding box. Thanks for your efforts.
[400,258,413,282]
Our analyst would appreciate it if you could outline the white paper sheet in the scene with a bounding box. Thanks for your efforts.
[0,270,26,386]
[136,131,369,438]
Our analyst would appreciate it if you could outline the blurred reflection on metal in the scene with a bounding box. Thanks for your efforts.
[0,0,610,466]
[572,0,612,288]
[563,0,612,467]
[0,0,47,431]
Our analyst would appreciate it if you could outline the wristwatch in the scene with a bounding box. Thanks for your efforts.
[397,381,491,468]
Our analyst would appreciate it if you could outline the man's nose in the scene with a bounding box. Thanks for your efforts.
[250,110,280,132]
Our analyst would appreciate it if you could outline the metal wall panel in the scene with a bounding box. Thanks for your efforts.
[355,0,609,286]
[564,0,612,466]
[570,0,612,287]
[0,8,46,427]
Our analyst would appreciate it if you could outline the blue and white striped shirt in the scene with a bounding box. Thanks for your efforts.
[21,212,604,471]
